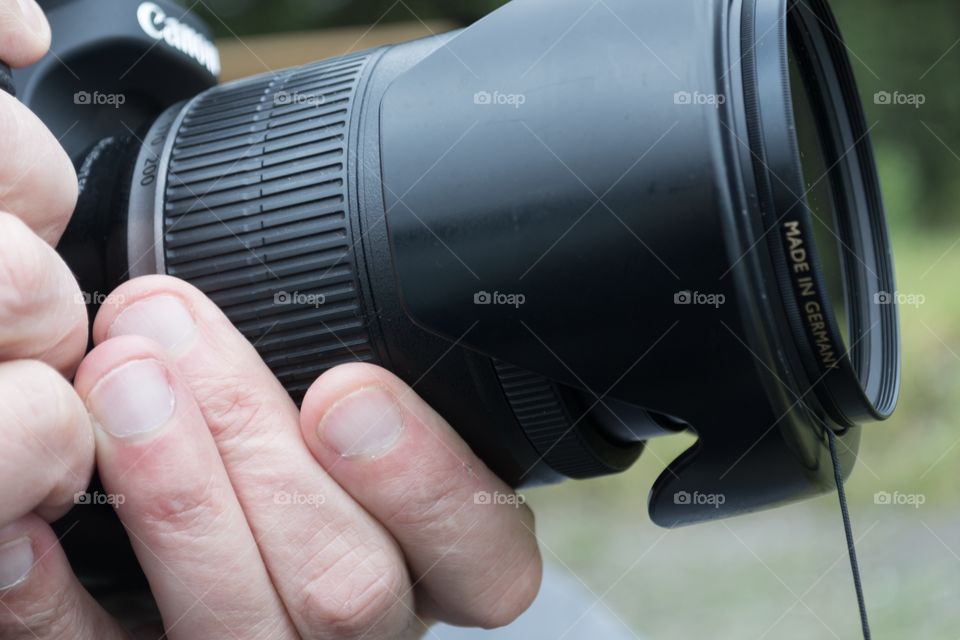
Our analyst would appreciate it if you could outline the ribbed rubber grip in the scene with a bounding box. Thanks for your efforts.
[162,53,376,402]
[494,361,634,478]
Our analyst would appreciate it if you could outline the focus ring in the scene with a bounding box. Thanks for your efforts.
[162,53,376,402]
[494,361,635,479]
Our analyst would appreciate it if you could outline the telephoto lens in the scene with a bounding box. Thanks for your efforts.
[18,0,899,528]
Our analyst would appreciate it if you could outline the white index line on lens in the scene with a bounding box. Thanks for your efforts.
[170,62,368,263]
[118,120,282,285]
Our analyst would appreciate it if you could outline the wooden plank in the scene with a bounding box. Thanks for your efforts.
[216,21,457,82]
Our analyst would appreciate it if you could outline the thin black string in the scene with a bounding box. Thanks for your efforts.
[826,429,871,640]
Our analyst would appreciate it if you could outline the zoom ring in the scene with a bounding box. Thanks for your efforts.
[162,53,376,403]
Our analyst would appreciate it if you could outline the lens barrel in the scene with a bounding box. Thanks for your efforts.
[51,0,898,527]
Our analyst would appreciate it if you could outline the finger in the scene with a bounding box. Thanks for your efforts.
[0,0,50,67]
[300,363,542,628]
[93,278,420,640]
[0,514,127,640]
[0,93,78,244]
[74,335,298,640]
[0,212,87,375]
[0,359,93,525]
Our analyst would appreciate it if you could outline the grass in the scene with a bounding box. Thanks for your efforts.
[523,227,960,639]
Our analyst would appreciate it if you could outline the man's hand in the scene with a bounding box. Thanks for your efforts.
[0,2,542,638]
[0,0,132,637]
[63,278,542,639]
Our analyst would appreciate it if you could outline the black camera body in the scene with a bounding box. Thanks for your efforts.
[15,1,217,160]
[15,0,898,562]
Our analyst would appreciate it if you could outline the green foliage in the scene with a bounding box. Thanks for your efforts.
[835,0,960,230]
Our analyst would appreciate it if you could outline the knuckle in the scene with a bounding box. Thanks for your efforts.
[0,214,48,316]
[126,472,232,543]
[191,372,271,442]
[0,584,84,639]
[299,543,408,638]
[0,360,92,515]
[0,93,27,156]
[0,214,87,368]
[0,15,48,66]
[383,464,470,531]
[0,360,82,449]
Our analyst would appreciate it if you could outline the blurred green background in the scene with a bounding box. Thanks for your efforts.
[202,1,960,637]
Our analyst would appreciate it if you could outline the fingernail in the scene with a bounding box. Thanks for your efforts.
[108,296,195,352]
[87,360,176,439]
[16,0,46,36]
[319,387,405,458]
[0,537,33,590]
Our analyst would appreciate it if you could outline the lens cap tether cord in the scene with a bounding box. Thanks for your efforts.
[826,429,872,639]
